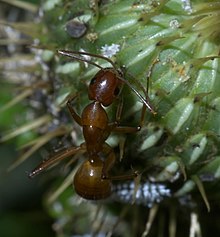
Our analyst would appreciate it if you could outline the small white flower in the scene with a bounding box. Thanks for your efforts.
[101,44,120,58]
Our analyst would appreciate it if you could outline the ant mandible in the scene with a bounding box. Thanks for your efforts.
[28,49,156,200]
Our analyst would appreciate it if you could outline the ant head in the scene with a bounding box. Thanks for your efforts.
[58,50,123,106]
[58,50,156,114]
[88,68,123,106]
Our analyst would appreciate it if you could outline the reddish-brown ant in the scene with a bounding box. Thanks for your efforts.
[28,50,156,200]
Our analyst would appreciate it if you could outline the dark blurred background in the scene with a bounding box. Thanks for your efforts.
[0,0,55,236]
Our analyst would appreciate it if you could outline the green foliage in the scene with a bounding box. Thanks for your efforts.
[1,0,220,236]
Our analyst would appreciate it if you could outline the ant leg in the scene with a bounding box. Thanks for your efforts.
[137,59,160,125]
[66,94,82,126]
[119,136,126,161]
[28,143,86,178]
[110,100,147,133]
[115,96,124,124]
[146,57,160,94]
[101,143,116,179]
[136,59,160,126]
[110,105,146,159]
[111,60,161,133]
[107,99,138,133]
[101,143,139,180]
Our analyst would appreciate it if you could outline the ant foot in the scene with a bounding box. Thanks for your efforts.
[134,170,140,177]
[101,172,108,179]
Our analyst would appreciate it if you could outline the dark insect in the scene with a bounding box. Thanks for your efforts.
[28,50,156,200]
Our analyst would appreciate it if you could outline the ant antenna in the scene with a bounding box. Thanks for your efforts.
[118,75,156,114]
[57,50,117,70]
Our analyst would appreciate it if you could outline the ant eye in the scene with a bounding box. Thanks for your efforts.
[114,87,120,96]
[90,77,97,85]
[90,77,96,85]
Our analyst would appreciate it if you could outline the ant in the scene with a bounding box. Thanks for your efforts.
[28,49,156,200]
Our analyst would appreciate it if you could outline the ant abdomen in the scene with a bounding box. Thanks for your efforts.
[73,159,112,200]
